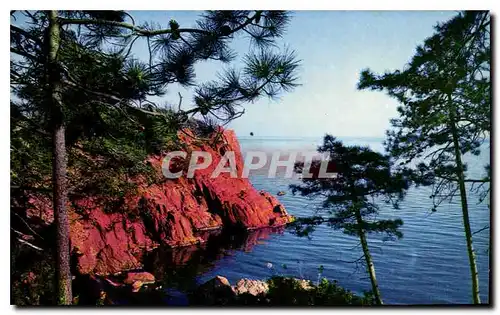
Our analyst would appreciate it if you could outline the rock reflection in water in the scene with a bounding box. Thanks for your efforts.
[143,227,285,293]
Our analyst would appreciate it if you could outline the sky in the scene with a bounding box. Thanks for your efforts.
[35,11,462,139]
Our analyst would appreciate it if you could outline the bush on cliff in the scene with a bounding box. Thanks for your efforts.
[11,241,56,305]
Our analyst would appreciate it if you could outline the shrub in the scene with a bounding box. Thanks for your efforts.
[265,276,374,306]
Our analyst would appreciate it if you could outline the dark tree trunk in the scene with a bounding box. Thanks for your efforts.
[355,207,383,305]
[47,10,72,305]
[448,94,481,304]
[52,124,72,305]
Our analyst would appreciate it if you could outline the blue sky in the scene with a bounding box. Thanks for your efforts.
[103,11,460,138]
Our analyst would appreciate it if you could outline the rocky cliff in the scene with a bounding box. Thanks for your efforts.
[26,128,292,276]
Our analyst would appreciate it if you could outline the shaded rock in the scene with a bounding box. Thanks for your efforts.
[210,275,231,288]
[192,276,236,305]
[73,273,166,305]
[72,274,112,305]
[233,278,269,296]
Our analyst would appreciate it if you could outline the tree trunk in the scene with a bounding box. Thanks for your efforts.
[48,10,72,305]
[449,94,481,304]
[355,208,383,305]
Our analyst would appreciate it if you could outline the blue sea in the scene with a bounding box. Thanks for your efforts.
[154,136,491,305]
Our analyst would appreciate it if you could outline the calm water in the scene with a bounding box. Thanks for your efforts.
[150,137,490,305]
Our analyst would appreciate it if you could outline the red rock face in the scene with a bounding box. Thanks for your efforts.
[26,128,292,276]
[176,129,291,230]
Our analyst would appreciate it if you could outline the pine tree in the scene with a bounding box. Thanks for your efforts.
[290,135,410,305]
[357,11,490,304]
[11,10,300,304]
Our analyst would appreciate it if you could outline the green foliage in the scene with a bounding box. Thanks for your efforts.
[289,135,409,240]
[263,276,374,306]
[10,10,300,209]
[192,276,374,306]
[357,11,491,209]
[11,241,56,305]
[10,114,52,192]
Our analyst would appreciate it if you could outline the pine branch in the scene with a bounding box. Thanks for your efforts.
[59,17,210,36]
[61,78,167,118]
[472,225,489,235]
[16,238,44,251]
[11,24,43,45]
[11,210,46,240]
[59,11,261,41]
[10,47,38,61]
[436,175,490,183]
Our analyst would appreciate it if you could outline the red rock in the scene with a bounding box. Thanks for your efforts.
[122,271,155,293]
[130,281,144,293]
[26,128,292,276]
[123,272,155,285]
[105,278,123,288]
